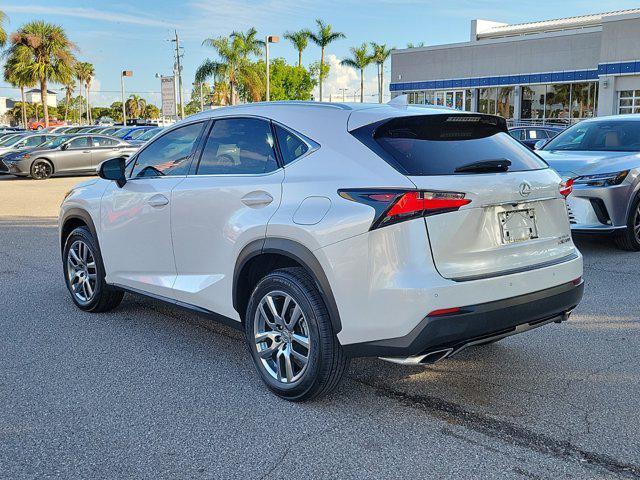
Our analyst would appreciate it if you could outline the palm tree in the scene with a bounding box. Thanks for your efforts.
[341,43,372,103]
[75,62,92,124]
[197,36,243,105]
[0,10,7,47]
[308,19,345,102]
[83,63,95,124]
[62,82,74,122]
[370,43,392,103]
[125,94,146,119]
[284,30,310,67]
[10,22,75,128]
[229,27,264,57]
[3,48,37,128]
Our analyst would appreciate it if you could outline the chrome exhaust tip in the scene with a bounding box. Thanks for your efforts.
[380,348,454,366]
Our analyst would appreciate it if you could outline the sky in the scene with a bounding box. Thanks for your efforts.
[1,0,639,106]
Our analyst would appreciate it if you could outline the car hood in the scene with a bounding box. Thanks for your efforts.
[537,149,640,178]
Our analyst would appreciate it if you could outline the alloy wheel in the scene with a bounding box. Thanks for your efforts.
[32,161,52,179]
[253,291,311,384]
[634,203,640,244]
[66,240,98,304]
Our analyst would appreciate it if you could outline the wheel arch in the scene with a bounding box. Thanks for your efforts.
[60,208,99,256]
[233,238,342,334]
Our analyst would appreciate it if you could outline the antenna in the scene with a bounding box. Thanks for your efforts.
[388,94,408,108]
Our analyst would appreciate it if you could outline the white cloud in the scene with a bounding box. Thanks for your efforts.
[313,54,390,103]
[2,5,171,28]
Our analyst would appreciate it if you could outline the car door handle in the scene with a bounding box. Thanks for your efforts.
[147,194,169,207]
[241,191,274,207]
[82,150,91,153]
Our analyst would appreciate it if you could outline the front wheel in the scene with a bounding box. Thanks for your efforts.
[245,267,348,401]
[30,159,53,180]
[63,226,123,312]
[615,195,640,251]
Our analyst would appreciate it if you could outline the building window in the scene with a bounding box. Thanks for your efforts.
[478,87,514,118]
[618,90,640,114]
[571,83,598,119]
[521,82,597,124]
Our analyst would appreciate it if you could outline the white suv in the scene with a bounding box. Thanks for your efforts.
[59,101,584,401]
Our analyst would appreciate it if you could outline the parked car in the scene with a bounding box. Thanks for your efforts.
[0,132,26,144]
[111,126,155,141]
[86,126,112,134]
[100,126,122,136]
[509,125,565,149]
[536,115,640,250]
[59,102,584,400]
[0,133,55,156]
[126,127,163,146]
[29,118,65,130]
[1,134,137,179]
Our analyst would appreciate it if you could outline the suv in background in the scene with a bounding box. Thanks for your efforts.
[509,125,565,149]
[59,101,583,400]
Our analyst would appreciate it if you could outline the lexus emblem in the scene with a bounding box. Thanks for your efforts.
[519,181,532,197]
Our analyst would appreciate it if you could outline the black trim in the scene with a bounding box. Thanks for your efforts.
[60,208,99,255]
[232,238,342,333]
[112,284,243,331]
[343,280,584,358]
[451,252,579,282]
[588,198,611,225]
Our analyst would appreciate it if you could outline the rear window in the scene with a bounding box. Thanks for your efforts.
[353,114,548,176]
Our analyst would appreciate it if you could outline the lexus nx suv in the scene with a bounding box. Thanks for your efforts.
[59,100,584,401]
[536,115,640,250]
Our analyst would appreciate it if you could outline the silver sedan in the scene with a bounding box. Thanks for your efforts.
[537,115,640,250]
[0,134,139,180]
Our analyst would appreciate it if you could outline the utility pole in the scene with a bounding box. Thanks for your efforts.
[200,82,204,112]
[265,35,279,102]
[172,30,185,119]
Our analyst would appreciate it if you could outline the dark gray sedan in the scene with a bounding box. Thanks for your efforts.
[0,134,139,179]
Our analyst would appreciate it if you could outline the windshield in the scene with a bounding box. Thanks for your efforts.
[0,134,21,145]
[112,128,131,138]
[38,135,75,149]
[2,135,27,147]
[544,120,640,152]
[128,128,151,140]
[137,128,161,141]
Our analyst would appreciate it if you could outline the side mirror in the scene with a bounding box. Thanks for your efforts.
[98,157,127,188]
[534,139,548,150]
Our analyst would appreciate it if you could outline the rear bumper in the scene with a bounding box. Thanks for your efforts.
[343,280,584,358]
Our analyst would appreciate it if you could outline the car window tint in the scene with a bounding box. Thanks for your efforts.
[24,136,44,146]
[131,122,204,178]
[509,129,523,140]
[68,137,91,148]
[94,137,119,147]
[274,124,309,165]
[197,118,278,175]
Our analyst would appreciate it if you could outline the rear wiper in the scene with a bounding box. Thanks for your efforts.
[454,159,512,174]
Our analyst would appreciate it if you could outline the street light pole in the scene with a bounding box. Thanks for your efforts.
[265,35,279,102]
[121,70,133,126]
[172,30,185,119]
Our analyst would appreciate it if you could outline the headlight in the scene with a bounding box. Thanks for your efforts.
[573,170,629,187]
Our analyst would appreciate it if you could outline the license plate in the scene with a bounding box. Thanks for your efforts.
[499,208,539,244]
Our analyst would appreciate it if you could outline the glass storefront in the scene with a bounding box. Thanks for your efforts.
[407,89,473,111]
[478,87,514,117]
[618,90,640,114]
[521,82,597,122]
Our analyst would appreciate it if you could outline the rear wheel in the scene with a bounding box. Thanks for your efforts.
[615,195,640,251]
[30,159,53,180]
[63,226,123,312]
[245,267,348,401]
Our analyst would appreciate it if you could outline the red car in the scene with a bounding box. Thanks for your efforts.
[29,118,65,130]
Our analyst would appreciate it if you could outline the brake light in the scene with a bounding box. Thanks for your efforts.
[427,307,462,317]
[560,178,573,198]
[338,189,471,230]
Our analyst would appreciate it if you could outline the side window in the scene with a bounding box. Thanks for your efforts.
[130,122,204,178]
[274,124,309,165]
[68,137,91,149]
[197,118,278,175]
[509,129,522,140]
[25,136,44,146]
[94,137,119,147]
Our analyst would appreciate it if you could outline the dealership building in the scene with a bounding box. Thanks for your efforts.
[390,9,640,123]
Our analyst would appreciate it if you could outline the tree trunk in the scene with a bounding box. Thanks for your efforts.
[87,83,91,124]
[20,87,27,129]
[380,64,385,103]
[40,78,49,128]
[319,48,324,102]
[360,69,364,103]
[230,81,235,106]
[298,50,302,68]
[78,79,83,125]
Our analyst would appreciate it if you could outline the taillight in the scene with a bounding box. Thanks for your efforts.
[560,178,573,197]
[339,189,471,230]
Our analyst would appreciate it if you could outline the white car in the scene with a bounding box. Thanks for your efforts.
[59,100,584,401]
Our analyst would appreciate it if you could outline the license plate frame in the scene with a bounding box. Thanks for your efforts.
[499,208,539,244]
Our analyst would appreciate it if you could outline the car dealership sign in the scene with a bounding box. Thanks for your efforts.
[160,76,177,117]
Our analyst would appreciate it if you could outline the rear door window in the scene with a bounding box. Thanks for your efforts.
[353,114,548,176]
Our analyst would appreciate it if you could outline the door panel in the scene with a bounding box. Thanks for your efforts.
[99,177,185,296]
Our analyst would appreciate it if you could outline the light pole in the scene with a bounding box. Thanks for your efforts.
[265,35,279,101]
[172,30,185,119]
[121,70,133,126]
[338,88,348,102]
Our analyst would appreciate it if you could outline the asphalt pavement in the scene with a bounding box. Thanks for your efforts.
[1,176,639,479]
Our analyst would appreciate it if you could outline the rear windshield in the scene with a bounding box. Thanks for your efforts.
[353,114,548,176]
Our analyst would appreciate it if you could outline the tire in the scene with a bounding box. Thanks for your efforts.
[30,159,53,180]
[615,195,640,251]
[245,267,348,401]
[63,226,123,312]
